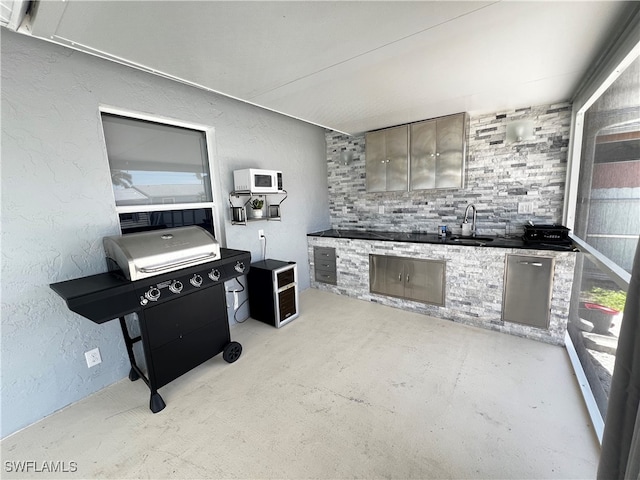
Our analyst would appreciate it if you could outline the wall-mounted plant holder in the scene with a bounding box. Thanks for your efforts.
[231,206,246,223]
[268,204,281,220]
[229,190,287,225]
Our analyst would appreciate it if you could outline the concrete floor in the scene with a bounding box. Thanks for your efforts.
[2,289,600,479]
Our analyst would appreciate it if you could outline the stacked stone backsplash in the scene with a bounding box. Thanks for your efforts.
[325,102,571,236]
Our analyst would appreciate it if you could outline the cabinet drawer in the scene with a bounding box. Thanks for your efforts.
[315,270,337,285]
[314,257,336,272]
[314,246,336,262]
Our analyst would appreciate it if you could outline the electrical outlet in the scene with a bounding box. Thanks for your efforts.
[85,348,102,368]
[258,229,264,240]
[518,202,533,214]
[378,205,384,214]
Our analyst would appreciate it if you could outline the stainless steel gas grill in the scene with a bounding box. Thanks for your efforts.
[103,226,222,281]
[51,227,250,413]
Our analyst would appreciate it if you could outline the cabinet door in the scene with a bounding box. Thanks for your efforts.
[502,255,554,329]
[369,255,404,298]
[404,258,446,306]
[365,130,387,192]
[435,114,465,188]
[385,125,409,191]
[410,120,437,190]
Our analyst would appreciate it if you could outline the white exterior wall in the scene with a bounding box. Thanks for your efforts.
[1,31,330,438]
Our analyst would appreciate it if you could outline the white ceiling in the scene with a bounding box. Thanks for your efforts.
[16,0,635,134]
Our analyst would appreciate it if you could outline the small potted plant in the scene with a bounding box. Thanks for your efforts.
[579,287,626,334]
[250,198,264,219]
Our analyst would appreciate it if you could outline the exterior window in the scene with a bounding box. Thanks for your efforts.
[102,113,212,206]
[574,56,640,272]
[566,52,639,429]
[100,112,219,236]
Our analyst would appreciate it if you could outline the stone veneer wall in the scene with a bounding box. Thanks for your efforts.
[308,236,576,345]
[325,102,571,236]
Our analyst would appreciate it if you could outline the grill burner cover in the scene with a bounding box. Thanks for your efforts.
[103,226,221,281]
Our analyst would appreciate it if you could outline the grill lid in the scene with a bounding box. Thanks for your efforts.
[103,226,221,281]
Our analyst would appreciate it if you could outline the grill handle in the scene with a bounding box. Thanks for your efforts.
[139,253,218,274]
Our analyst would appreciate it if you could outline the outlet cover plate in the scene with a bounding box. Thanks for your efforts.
[518,202,533,214]
[85,348,102,368]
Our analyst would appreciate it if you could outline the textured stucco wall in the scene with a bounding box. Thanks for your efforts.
[1,31,330,438]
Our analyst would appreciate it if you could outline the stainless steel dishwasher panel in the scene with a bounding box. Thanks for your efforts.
[502,254,555,329]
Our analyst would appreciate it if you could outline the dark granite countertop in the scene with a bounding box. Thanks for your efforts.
[307,229,577,252]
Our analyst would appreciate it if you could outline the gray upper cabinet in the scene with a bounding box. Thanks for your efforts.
[365,125,408,192]
[366,113,467,193]
[410,113,466,190]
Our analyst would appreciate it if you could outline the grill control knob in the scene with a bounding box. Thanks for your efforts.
[145,287,161,302]
[169,280,183,294]
[208,269,221,281]
[190,274,203,287]
[234,261,246,273]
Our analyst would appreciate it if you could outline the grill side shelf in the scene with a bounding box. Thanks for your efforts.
[50,273,138,324]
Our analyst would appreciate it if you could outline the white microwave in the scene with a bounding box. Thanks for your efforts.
[233,169,282,193]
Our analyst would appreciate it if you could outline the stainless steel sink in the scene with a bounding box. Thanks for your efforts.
[449,235,494,242]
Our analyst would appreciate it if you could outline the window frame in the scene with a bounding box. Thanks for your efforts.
[562,8,639,443]
[99,105,226,246]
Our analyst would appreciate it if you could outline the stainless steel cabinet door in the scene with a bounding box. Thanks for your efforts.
[369,254,404,298]
[385,256,406,298]
[410,120,437,190]
[409,113,466,190]
[436,113,465,188]
[365,130,387,192]
[365,126,408,192]
[502,255,555,329]
[385,125,409,192]
[370,255,446,306]
[404,258,446,306]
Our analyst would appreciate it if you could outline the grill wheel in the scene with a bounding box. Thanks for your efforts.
[223,341,242,363]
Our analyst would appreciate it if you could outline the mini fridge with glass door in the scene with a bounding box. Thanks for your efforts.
[248,259,299,328]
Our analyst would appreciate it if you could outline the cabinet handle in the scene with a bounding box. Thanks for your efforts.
[520,261,542,267]
[406,274,410,283]
[436,152,440,156]
[398,273,402,281]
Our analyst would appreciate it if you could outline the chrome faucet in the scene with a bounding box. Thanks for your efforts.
[463,204,477,237]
